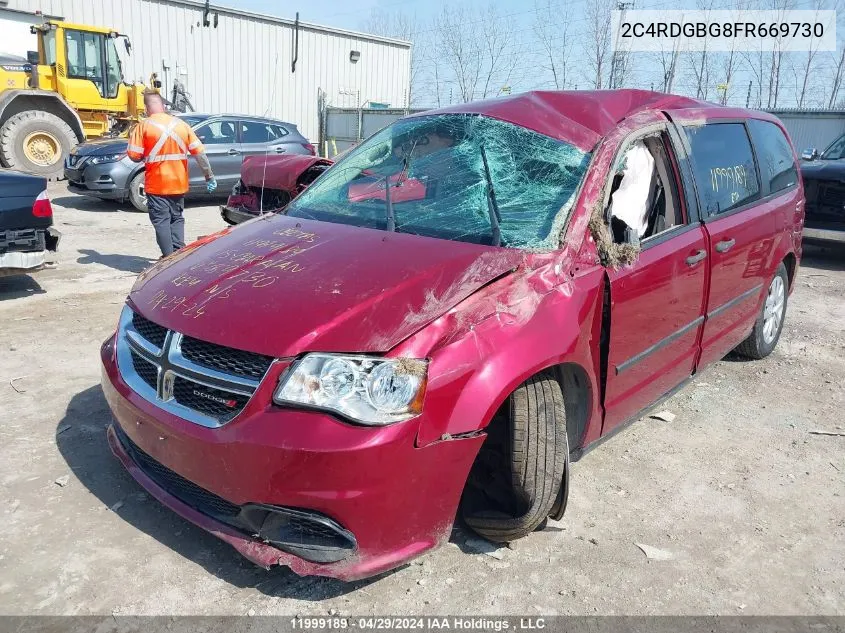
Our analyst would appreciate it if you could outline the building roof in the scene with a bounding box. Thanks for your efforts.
[165,0,412,47]
[414,90,767,151]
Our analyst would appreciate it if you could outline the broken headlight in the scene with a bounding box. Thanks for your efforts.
[273,354,428,425]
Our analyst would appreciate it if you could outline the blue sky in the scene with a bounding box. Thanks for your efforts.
[226,0,844,109]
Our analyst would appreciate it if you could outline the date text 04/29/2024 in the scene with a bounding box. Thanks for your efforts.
[290,617,549,631]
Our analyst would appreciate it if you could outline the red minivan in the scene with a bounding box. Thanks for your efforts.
[100,90,804,581]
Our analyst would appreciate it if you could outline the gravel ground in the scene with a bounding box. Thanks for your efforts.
[0,182,843,616]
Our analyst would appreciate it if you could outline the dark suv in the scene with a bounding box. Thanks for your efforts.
[800,134,845,245]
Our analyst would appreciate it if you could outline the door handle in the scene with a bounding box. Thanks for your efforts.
[227,148,240,155]
[273,147,285,154]
[715,238,736,252]
[686,249,707,266]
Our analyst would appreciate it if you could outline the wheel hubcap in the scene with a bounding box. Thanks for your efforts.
[762,275,785,345]
[23,132,60,167]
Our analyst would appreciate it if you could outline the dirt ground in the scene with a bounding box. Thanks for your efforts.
[1,182,843,616]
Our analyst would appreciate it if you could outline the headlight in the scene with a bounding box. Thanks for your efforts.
[274,354,428,425]
[89,153,126,165]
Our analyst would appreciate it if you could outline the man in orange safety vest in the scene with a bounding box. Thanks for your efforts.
[127,91,217,256]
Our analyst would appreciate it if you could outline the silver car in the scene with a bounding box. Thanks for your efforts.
[65,114,316,211]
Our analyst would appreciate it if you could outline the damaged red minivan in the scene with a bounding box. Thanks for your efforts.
[101,90,804,580]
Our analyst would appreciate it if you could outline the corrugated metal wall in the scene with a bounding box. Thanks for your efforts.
[768,111,845,154]
[5,0,411,142]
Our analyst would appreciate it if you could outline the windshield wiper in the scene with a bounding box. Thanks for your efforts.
[383,175,396,232]
[479,144,502,247]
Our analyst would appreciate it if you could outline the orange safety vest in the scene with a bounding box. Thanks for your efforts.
[127,112,205,196]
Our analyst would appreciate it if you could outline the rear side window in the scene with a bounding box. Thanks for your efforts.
[683,123,760,217]
[241,121,288,144]
[747,120,798,194]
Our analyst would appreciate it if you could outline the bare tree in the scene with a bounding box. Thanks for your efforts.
[829,47,845,108]
[533,0,572,89]
[479,5,518,98]
[742,40,768,108]
[435,4,518,103]
[584,0,613,89]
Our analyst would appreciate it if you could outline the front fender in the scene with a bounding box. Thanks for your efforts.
[393,265,605,448]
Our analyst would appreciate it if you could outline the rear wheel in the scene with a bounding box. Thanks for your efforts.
[0,111,77,180]
[127,172,147,212]
[734,262,789,359]
[460,372,568,543]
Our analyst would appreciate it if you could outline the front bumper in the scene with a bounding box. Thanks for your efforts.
[65,157,134,199]
[100,336,483,580]
[220,205,259,226]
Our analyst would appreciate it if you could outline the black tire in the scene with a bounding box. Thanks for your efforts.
[0,111,78,180]
[127,172,147,212]
[461,372,568,543]
[734,262,789,360]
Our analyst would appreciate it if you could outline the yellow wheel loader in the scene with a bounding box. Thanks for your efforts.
[0,21,158,180]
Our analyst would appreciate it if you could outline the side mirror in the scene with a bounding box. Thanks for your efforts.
[801,147,818,161]
[124,39,133,55]
[26,50,39,64]
[153,80,162,88]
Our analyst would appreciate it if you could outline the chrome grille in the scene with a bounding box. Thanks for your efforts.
[115,307,271,428]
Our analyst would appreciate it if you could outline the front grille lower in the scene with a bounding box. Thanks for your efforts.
[113,424,357,563]
[117,426,240,517]
[180,336,274,380]
[118,309,271,427]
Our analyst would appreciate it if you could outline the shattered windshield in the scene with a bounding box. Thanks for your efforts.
[285,114,591,249]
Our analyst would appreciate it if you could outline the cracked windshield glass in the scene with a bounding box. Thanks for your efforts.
[285,114,591,249]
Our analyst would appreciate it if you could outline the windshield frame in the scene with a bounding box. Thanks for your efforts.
[285,113,591,251]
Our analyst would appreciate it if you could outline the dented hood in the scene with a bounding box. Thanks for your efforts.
[129,216,522,357]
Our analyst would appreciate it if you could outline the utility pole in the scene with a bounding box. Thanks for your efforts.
[609,1,633,89]
[745,81,752,108]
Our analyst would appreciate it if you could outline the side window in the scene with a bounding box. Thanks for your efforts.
[607,132,685,243]
[241,121,287,144]
[43,30,56,66]
[747,120,798,194]
[65,30,105,95]
[821,133,845,160]
[683,123,760,217]
[194,120,237,145]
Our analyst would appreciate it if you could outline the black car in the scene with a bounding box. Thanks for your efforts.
[800,135,845,245]
[0,171,60,278]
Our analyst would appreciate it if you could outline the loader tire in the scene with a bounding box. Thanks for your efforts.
[0,111,77,180]
[461,372,568,543]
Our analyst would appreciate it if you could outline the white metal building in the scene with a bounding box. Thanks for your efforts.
[0,0,412,142]
[767,109,845,154]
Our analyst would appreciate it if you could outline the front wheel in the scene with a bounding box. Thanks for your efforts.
[0,111,78,180]
[734,262,789,359]
[460,372,568,543]
[127,172,147,212]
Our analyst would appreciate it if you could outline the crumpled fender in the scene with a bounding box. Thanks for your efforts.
[392,255,605,448]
